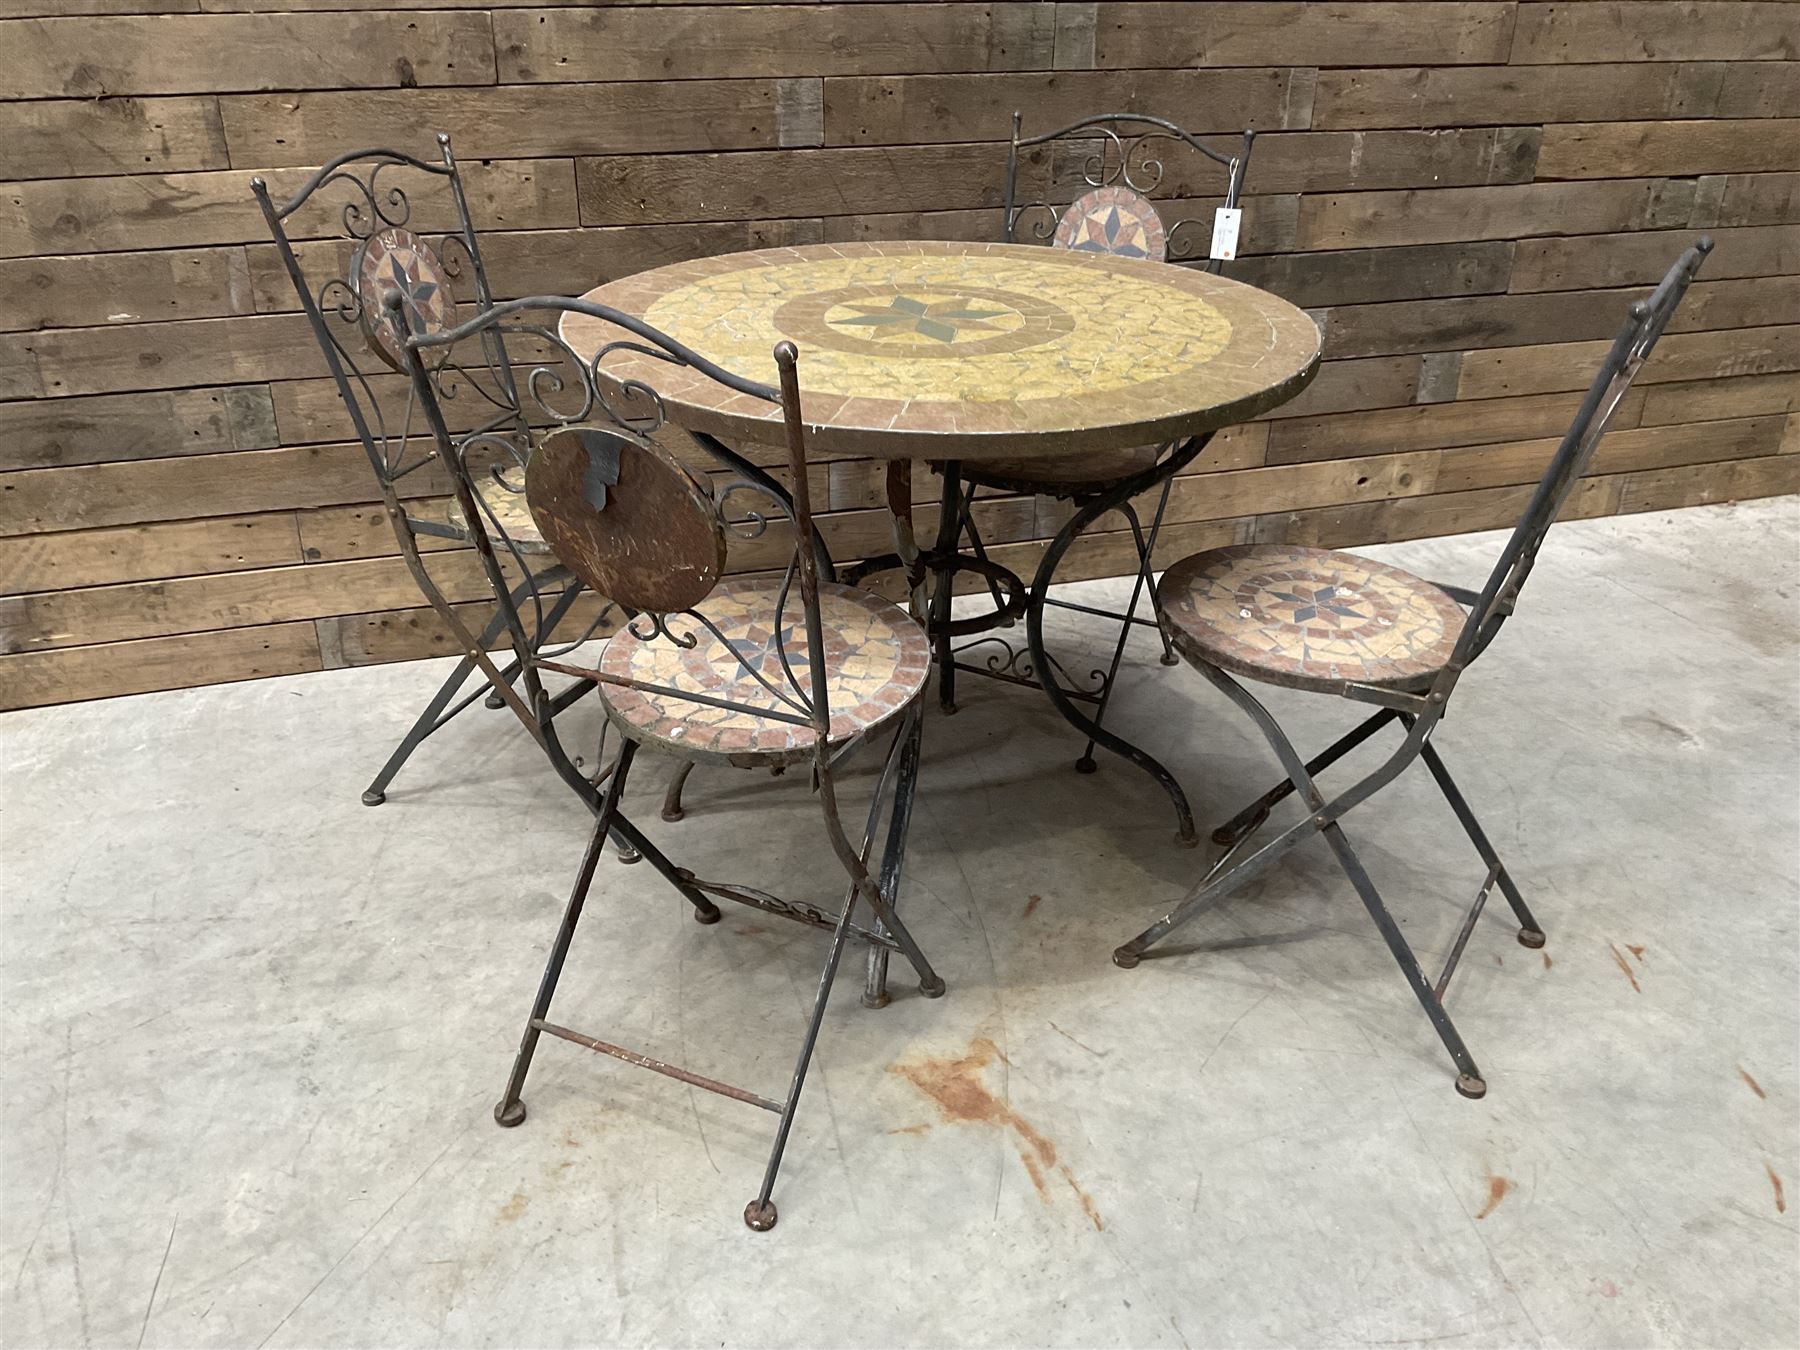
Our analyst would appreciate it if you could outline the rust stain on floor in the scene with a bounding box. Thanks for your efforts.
[1023,894,1042,918]
[1608,943,1641,993]
[1542,952,1553,969]
[1768,1164,1786,1214]
[891,1036,1103,1230]
[1626,943,1646,961]
[1738,1066,1766,1099]
[497,1191,529,1224]
[1475,1171,1512,1220]
[887,1122,931,1136]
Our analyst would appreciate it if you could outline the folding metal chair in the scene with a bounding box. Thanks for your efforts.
[393,293,945,1230]
[253,136,603,807]
[932,113,1255,778]
[1113,238,1714,1098]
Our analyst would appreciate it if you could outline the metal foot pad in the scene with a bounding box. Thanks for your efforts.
[744,1200,778,1232]
[494,1099,527,1128]
[484,693,506,709]
[1455,1074,1487,1100]
[693,904,723,925]
[1516,927,1546,949]
[861,990,892,1010]
[1112,948,1141,970]
[1159,652,1181,667]
[661,806,686,823]
[918,975,947,999]
[1074,757,1097,775]
[617,847,642,866]
[362,789,386,807]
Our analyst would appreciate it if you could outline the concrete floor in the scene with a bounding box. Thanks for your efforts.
[4,499,1798,1349]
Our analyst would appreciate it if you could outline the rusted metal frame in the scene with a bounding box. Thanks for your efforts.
[1024,434,1212,845]
[1433,863,1501,1001]
[676,877,900,949]
[1415,734,1545,947]
[397,302,719,918]
[533,1022,781,1113]
[773,345,941,987]
[691,430,835,584]
[1210,707,1402,848]
[533,657,815,728]
[493,737,641,1128]
[1065,487,1174,773]
[929,463,964,713]
[1112,659,1489,1094]
[438,134,529,445]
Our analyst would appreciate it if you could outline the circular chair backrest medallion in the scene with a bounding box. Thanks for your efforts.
[353,227,457,371]
[1052,186,1168,262]
[525,425,727,615]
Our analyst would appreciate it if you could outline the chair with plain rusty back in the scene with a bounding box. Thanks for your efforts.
[930,112,1256,768]
[391,291,944,1231]
[252,135,601,807]
[1112,238,1714,1098]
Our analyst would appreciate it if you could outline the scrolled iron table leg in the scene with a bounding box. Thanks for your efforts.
[1022,436,1212,847]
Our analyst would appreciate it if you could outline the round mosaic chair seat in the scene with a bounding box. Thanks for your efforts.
[445,478,552,553]
[596,578,932,767]
[1157,544,1470,692]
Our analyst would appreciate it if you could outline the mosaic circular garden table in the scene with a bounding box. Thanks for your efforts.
[563,242,1321,944]
[563,240,1321,461]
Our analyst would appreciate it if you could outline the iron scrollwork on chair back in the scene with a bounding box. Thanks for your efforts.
[251,134,531,526]
[392,296,846,751]
[1003,112,1255,272]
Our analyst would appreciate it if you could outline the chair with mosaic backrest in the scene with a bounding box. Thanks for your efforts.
[252,135,603,809]
[1112,239,1714,1098]
[391,290,945,1231]
[929,112,1256,767]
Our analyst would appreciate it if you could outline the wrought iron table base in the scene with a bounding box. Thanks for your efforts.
[931,439,1212,847]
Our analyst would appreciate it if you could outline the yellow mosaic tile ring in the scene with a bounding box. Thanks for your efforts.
[1157,545,1472,692]
[595,578,932,767]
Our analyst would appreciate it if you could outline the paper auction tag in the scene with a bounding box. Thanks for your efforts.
[1209,207,1242,262]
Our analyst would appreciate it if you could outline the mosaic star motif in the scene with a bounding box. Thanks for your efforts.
[828,294,1017,344]
[1157,545,1470,691]
[355,227,456,370]
[1052,187,1169,262]
[596,578,931,765]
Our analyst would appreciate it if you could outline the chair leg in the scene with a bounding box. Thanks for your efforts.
[495,740,639,1129]
[930,465,964,714]
[1211,709,1402,847]
[661,759,697,822]
[1071,490,1172,774]
[1418,743,1546,948]
[362,652,485,806]
[1318,820,1489,1099]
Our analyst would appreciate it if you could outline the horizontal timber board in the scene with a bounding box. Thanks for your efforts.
[0,95,229,180]
[0,386,276,471]
[0,159,576,259]
[1456,325,1800,399]
[1091,3,1518,69]
[1509,226,1800,292]
[1312,62,1800,130]
[1314,278,1800,360]
[1508,3,1800,64]
[0,620,320,711]
[493,4,1058,82]
[821,68,1311,146]
[0,247,253,332]
[215,82,786,169]
[0,12,497,98]
[0,511,303,595]
[1537,120,1800,180]
[2,442,449,534]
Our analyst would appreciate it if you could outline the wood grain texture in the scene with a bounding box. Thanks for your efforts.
[3,0,1794,709]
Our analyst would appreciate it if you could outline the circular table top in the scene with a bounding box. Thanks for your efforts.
[563,241,1321,462]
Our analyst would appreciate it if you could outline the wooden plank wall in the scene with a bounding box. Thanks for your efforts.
[2,1,1796,711]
